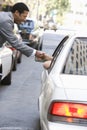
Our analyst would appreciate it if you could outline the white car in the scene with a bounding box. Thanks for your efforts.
[39,32,87,130]
[40,30,67,57]
[0,43,13,85]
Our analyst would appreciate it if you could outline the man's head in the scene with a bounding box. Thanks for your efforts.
[11,2,29,24]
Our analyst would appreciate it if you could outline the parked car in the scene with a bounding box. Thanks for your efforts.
[0,43,13,85]
[43,21,57,31]
[6,23,22,71]
[40,25,82,55]
[18,18,43,50]
[40,30,67,55]
[39,32,87,130]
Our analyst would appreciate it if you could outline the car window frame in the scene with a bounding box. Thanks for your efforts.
[48,36,69,74]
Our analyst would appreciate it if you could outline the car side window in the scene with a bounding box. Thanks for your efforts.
[63,37,87,75]
[48,36,69,73]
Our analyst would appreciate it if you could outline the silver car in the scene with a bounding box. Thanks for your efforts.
[39,32,87,130]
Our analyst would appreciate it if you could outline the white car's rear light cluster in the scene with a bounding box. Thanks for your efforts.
[48,101,87,125]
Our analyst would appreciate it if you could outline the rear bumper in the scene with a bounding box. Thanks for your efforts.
[41,121,87,130]
[48,122,87,130]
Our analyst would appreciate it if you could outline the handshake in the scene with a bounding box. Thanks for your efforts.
[35,50,53,62]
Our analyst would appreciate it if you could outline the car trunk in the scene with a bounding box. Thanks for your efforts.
[60,74,87,101]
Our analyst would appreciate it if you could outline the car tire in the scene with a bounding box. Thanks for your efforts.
[17,53,22,63]
[1,71,12,85]
[12,56,17,71]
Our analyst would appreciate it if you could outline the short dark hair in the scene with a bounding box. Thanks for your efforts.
[11,2,29,14]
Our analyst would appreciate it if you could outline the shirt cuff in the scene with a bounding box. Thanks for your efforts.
[31,49,36,56]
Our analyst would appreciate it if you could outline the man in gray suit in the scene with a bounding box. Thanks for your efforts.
[0,2,53,61]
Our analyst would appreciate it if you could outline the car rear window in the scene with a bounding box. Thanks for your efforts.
[63,37,87,75]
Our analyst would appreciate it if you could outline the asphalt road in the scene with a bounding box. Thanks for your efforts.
[0,55,43,130]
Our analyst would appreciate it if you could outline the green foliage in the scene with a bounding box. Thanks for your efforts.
[46,0,70,16]
[44,0,70,25]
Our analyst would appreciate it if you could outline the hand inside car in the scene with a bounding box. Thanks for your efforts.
[43,60,52,69]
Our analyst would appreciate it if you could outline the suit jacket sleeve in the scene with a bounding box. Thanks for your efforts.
[0,19,35,57]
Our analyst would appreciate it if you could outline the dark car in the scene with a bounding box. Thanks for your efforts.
[18,18,43,50]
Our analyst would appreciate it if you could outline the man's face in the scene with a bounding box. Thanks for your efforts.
[14,10,29,24]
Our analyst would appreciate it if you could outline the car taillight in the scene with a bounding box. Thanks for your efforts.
[8,47,16,51]
[48,101,87,124]
[50,102,87,119]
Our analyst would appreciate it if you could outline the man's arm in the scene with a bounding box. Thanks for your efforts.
[35,52,53,62]
[0,20,35,57]
[0,19,52,60]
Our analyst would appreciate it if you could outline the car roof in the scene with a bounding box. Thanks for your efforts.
[25,17,35,21]
[56,25,87,36]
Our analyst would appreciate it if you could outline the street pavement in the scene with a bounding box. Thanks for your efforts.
[0,55,43,130]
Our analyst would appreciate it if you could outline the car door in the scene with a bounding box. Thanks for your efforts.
[39,36,69,119]
[0,44,12,79]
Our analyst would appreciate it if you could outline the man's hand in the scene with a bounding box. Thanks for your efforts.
[35,50,53,62]
[42,53,53,61]
[35,50,45,58]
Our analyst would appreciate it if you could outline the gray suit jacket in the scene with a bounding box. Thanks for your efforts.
[0,11,34,57]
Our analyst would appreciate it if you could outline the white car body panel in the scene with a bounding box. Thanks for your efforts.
[0,45,12,80]
[39,32,87,130]
[43,30,66,45]
[48,122,86,130]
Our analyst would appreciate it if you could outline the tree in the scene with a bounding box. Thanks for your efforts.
[45,0,70,24]
[1,0,13,11]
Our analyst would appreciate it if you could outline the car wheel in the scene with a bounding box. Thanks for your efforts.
[1,71,12,85]
[17,53,22,63]
[12,56,17,71]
